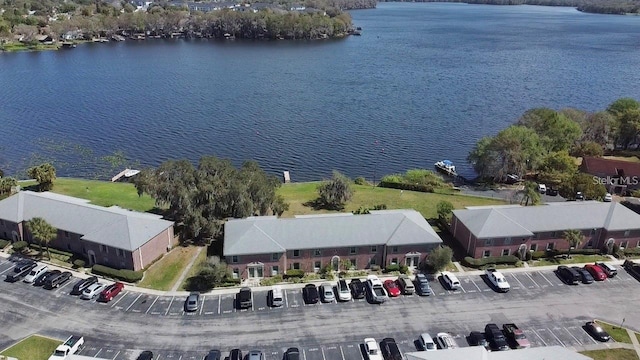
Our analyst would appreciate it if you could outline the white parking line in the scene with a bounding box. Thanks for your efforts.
[303,349,307,360]
[531,329,548,346]
[165,296,175,316]
[112,350,120,360]
[339,346,346,360]
[178,355,182,360]
[0,266,15,275]
[95,348,102,357]
[321,347,326,360]
[110,291,128,308]
[284,290,289,308]
[218,295,221,314]
[525,273,540,288]
[564,327,582,345]
[251,291,254,312]
[470,278,482,292]
[539,272,554,286]
[125,294,142,311]
[199,296,205,316]
[145,296,159,314]
[548,328,565,346]
[511,274,527,289]
[56,279,74,292]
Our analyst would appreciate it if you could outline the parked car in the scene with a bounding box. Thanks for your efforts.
[576,191,585,200]
[547,187,559,196]
[34,270,61,287]
[366,275,388,304]
[467,331,488,348]
[320,282,335,303]
[185,292,200,312]
[383,279,401,297]
[284,347,300,360]
[136,351,153,360]
[302,284,319,304]
[5,261,37,283]
[604,193,613,202]
[596,262,617,277]
[572,266,594,284]
[23,264,48,284]
[13,260,37,273]
[435,333,457,350]
[99,282,124,302]
[203,349,221,360]
[247,350,264,360]
[503,323,531,348]
[349,279,366,299]
[484,323,509,351]
[485,269,510,292]
[584,264,607,281]
[441,271,461,290]
[70,276,98,296]
[229,349,242,360]
[415,274,431,296]
[364,338,383,360]
[269,285,284,307]
[418,333,437,351]
[380,338,402,360]
[557,265,580,285]
[537,183,547,194]
[44,271,72,290]
[504,174,520,184]
[396,275,414,295]
[337,279,352,302]
[585,321,611,342]
[80,283,107,300]
[237,287,252,309]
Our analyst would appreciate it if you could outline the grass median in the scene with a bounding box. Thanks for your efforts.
[0,335,60,360]
[138,245,202,291]
[581,348,639,360]
[595,320,632,343]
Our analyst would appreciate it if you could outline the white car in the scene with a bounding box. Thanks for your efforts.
[604,193,612,202]
[441,271,461,290]
[80,283,106,300]
[436,333,458,350]
[419,333,437,351]
[485,268,510,292]
[364,338,383,360]
[537,183,547,194]
[23,264,48,283]
[337,279,352,302]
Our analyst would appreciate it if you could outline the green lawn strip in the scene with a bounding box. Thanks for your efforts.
[0,335,61,360]
[179,247,208,290]
[138,246,201,291]
[636,332,640,345]
[580,348,639,360]
[595,320,632,343]
[531,254,611,267]
[278,183,505,219]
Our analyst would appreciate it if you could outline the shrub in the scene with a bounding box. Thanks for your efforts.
[354,177,369,185]
[72,259,86,268]
[463,255,519,268]
[0,239,9,249]
[259,275,283,286]
[372,204,387,210]
[531,251,546,260]
[370,265,381,272]
[384,264,400,273]
[399,265,409,274]
[12,241,28,252]
[92,264,143,282]
[283,269,305,279]
[29,244,73,257]
[378,181,434,193]
[624,248,640,256]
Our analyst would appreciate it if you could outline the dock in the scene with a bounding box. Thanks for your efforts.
[111,169,140,182]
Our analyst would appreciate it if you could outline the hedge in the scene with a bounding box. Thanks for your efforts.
[12,241,28,252]
[624,248,640,256]
[73,259,86,268]
[378,181,434,193]
[92,264,143,282]
[283,269,305,279]
[464,255,519,267]
[532,249,603,260]
[0,239,9,249]
[29,244,73,257]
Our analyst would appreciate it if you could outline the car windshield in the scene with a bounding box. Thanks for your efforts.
[497,278,505,283]
[515,334,526,339]
[426,342,435,349]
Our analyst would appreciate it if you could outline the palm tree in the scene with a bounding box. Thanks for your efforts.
[563,229,584,259]
[26,217,57,260]
[520,181,540,206]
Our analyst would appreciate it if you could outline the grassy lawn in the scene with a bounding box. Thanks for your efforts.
[636,332,640,344]
[604,155,640,163]
[278,183,505,219]
[138,245,202,291]
[180,247,208,290]
[0,335,60,360]
[596,320,632,343]
[581,348,639,360]
[531,254,611,267]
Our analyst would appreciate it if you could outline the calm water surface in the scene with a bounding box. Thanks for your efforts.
[1,3,640,180]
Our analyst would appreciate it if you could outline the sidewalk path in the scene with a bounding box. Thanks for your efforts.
[627,328,640,359]
[170,246,204,292]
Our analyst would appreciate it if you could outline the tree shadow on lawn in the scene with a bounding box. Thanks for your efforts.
[302,198,345,211]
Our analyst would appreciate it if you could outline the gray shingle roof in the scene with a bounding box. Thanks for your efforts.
[406,345,590,360]
[453,201,640,239]
[224,209,442,256]
[0,191,174,251]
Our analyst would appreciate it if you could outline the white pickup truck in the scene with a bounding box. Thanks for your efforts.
[485,268,510,292]
[48,335,84,360]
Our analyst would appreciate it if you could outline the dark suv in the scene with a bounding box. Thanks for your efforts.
[572,266,594,284]
[484,324,509,351]
[5,261,37,283]
[380,338,402,360]
[237,287,252,309]
[34,270,61,287]
[557,265,580,285]
[349,279,366,299]
[303,284,319,304]
[415,273,431,296]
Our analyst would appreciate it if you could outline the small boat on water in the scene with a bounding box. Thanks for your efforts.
[434,160,457,176]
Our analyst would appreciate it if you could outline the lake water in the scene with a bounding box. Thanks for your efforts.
[1,3,640,181]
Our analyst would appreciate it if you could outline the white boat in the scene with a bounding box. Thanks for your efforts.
[434,160,457,176]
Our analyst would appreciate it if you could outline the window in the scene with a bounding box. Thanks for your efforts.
[501,249,510,256]
[625,230,631,237]
[391,246,399,253]
[314,261,321,272]
[391,258,398,265]
[232,269,239,279]
[349,247,357,255]
[370,257,377,265]
[546,242,554,251]
[530,244,537,252]
[535,233,541,240]
[371,246,377,253]
[0,220,4,226]
[64,231,69,238]
[117,249,125,257]
[313,249,322,257]
[272,253,279,261]
[637,241,640,248]
[483,250,491,258]
[590,229,596,236]
[231,255,238,263]
[293,262,300,270]
[272,266,279,275]
[350,258,357,269]
[293,250,300,257]
[587,240,593,248]
[551,231,557,238]
[484,239,493,246]
[504,237,512,245]
[100,245,107,253]
[82,247,87,254]
[621,241,628,249]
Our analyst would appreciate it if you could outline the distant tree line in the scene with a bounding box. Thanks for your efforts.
[378,0,640,15]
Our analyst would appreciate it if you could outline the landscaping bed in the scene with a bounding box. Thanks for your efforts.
[0,335,60,360]
[138,245,201,291]
[580,348,639,360]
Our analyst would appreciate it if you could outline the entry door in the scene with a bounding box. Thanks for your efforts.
[248,265,264,279]
[406,256,419,268]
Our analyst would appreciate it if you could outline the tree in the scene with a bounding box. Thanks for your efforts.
[559,172,607,200]
[467,136,498,180]
[426,246,453,273]
[607,97,639,117]
[563,229,584,258]
[613,109,640,149]
[520,181,540,206]
[0,177,17,195]
[577,112,615,147]
[490,125,544,179]
[537,150,578,186]
[27,163,56,191]
[26,217,57,260]
[317,170,354,210]
[436,201,454,224]
[517,108,582,153]
[571,141,604,158]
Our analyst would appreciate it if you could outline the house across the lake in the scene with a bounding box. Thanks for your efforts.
[0,191,175,271]
[580,156,640,194]
[223,209,443,280]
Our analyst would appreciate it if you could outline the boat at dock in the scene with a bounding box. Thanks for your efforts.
[434,160,458,176]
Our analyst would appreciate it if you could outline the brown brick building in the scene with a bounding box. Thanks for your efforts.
[0,191,175,271]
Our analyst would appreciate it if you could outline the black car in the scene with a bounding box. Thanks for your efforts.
[284,347,300,360]
[468,331,489,348]
[44,271,72,290]
[203,349,221,360]
[5,261,37,283]
[484,324,509,351]
[34,270,61,287]
[13,260,37,273]
[557,266,580,285]
[380,338,402,360]
[349,279,366,299]
[229,349,242,360]
[302,284,319,304]
[585,321,611,342]
[70,276,99,296]
[415,273,431,296]
[547,187,559,196]
[576,192,585,200]
[136,351,153,360]
[572,266,594,284]
[237,287,252,309]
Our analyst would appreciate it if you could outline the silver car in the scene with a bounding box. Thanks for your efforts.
[80,283,106,300]
[247,350,264,360]
[320,283,335,303]
[185,292,200,312]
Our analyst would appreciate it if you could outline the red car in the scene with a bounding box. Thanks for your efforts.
[584,264,607,281]
[99,282,124,302]
[383,279,401,297]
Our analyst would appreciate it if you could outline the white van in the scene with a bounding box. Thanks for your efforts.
[537,183,547,194]
[270,286,283,307]
[441,271,461,291]
[23,264,48,283]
